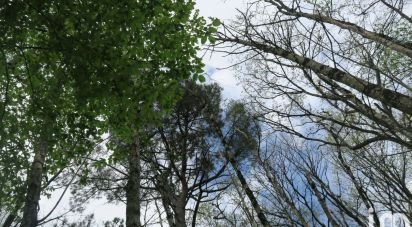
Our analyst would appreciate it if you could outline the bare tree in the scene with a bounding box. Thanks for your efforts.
[213,0,412,224]
[215,0,412,150]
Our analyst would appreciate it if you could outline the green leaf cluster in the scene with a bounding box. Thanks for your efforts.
[0,0,213,215]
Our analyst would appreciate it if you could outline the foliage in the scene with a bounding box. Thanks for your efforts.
[0,0,216,223]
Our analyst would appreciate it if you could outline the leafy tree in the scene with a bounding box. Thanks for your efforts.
[69,81,230,226]
[144,81,228,227]
[0,0,215,226]
[211,102,270,227]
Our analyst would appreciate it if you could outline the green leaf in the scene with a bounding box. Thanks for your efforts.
[212,18,221,27]
[198,75,206,82]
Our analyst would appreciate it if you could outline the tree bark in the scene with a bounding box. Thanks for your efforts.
[174,197,187,227]
[230,171,259,226]
[306,173,340,227]
[126,134,141,227]
[266,0,412,58]
[229,159,270,227]
[21,140,47,227]
[191,191,202,227]
[162,200,174,227]
[335,150,380,226]
[255,153,309,227]
[2,214,16,227]
[217,36,412,115]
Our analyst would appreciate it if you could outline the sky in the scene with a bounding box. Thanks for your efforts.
[196,0,246,101]
[23,1,412,226]
[38,1,245,226]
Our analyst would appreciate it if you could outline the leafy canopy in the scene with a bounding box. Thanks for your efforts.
[0,0,217,212]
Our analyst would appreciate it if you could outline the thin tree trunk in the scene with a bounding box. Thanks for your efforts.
[2,214,16,227]
[3,196,24,227]
[159,188,174,227]
[154,199,165,227]
[218,36,412,114]
[21,140,47,227]
[175,139,188,227]
[230,170,258,226]
[335,150,380,226]
[126,134,141,227]
[266,0,412,58]
[306,173,340,227]
[191,191,203,227]
[156,173,174,227]
[260,160,309,227]
[229,159,270,227]
[162,200,174,227]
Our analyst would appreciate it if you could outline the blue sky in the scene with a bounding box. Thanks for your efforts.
[196,0,246,101]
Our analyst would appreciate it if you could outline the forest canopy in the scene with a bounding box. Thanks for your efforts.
[1,0,412,227]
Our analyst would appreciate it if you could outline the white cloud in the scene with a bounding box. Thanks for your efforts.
[196,0,245,101]
[195,0,244,19]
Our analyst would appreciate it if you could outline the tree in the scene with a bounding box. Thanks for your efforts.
[1,1,101,223]
[1,1,215,226]
[216,0,412,149]
[144,81,229,227]
[214,0,412,225]
[69,81,230,226]
[211,102,271,227]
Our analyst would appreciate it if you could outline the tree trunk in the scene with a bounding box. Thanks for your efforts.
[191,191,202,227]
[174,199,186,227]
[230,171,258,226]
[162,200,174,227]
[267,0,412,58]
[306,173,340,227]
[126,134,141,227]
[259,159,309,227]
[2,214,16,227]
[218,36,412,114]
[229,159,270,227]
[21,141,47,227]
